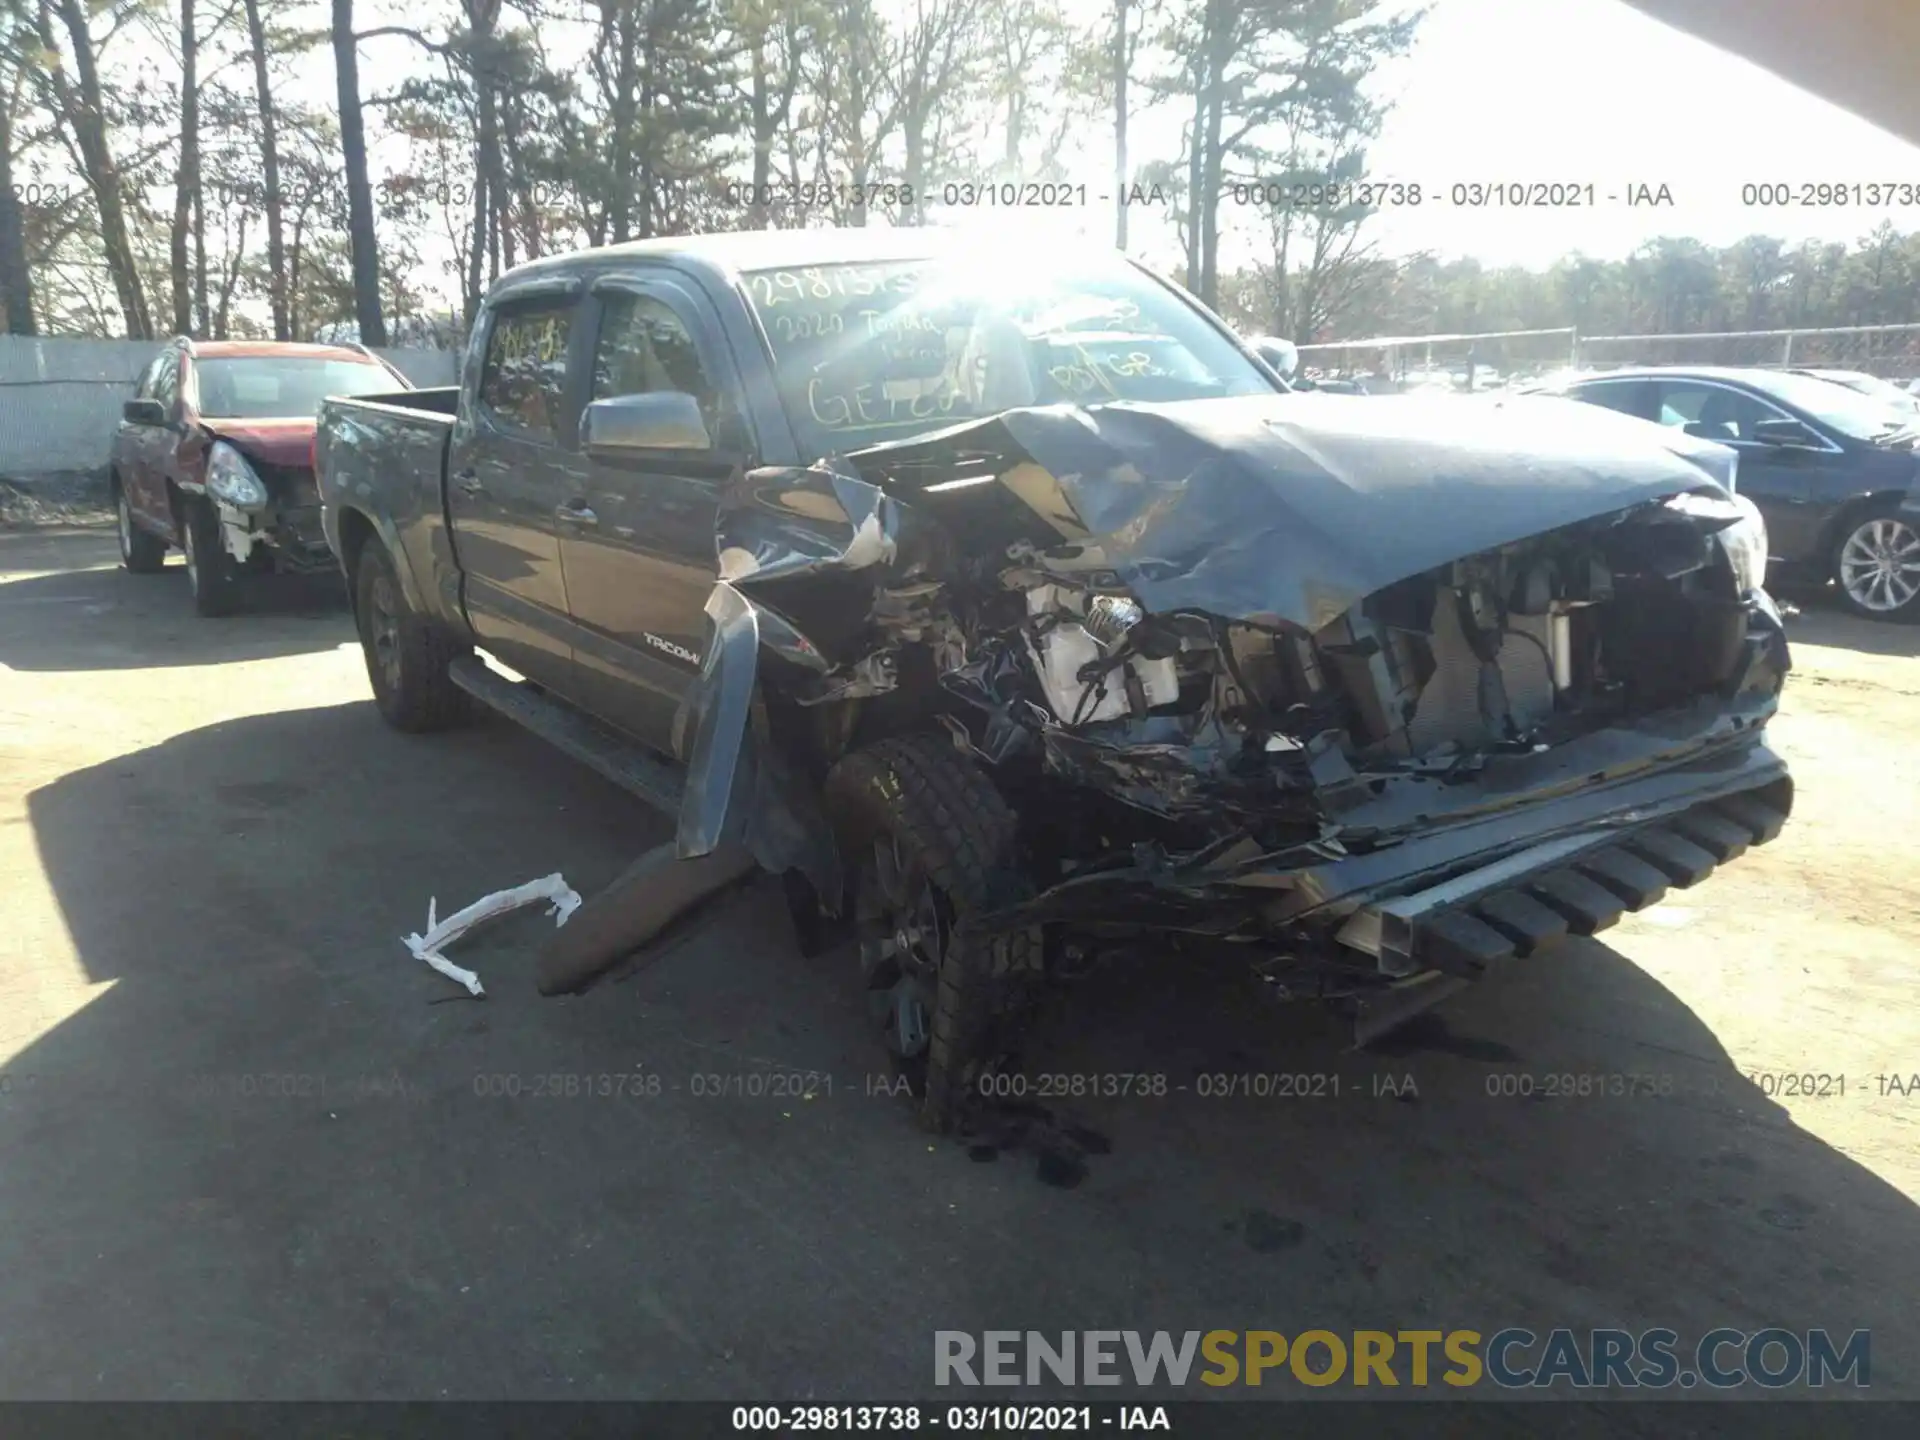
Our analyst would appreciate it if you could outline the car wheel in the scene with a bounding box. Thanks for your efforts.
[822,734,1043,1133]
[180,495,242,616]
[353,535,471,732]
[115,481,168,574]
[1833,507,1920,622]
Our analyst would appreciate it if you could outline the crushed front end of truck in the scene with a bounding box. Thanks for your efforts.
[674,392,1792,1051]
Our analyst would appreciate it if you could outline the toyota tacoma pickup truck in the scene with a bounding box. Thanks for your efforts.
[317,227,1793,1130]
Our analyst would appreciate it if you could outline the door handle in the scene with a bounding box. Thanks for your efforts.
[555,501,599,527]
[453,468,485,496]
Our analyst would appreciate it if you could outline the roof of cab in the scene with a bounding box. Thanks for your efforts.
[191,340,385,363]
[496,225,1027,289]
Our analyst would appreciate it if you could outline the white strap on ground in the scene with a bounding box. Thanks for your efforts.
[402,872,583,997]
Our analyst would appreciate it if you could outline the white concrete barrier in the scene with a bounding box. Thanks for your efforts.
[0,336,458,478]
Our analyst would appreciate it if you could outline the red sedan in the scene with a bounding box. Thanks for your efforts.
[110,339,411,615]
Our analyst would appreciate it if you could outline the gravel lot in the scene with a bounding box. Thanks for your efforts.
[1,526,1916,1418]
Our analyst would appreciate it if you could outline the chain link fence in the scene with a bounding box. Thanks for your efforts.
[1575,324,1920,380]
[1297,324,1920,391]
[1294,328,1579,393]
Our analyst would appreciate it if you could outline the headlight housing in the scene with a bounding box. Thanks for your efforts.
[206,441,269,510]
[1721,493,1769,594]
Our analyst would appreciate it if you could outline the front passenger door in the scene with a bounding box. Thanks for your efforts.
[1646,380,1841,562]
[560,275,753,756]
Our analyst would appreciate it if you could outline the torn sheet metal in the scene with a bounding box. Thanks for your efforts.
[402,872,583,996]
[840,392,1734,632]
[717,457,911,587]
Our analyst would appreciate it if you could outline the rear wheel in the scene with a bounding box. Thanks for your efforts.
[114,481,167,574]
[353,536,471,732]
[1833,507,1920,622]
[180,495,242,616]
[823,735,1042,1132]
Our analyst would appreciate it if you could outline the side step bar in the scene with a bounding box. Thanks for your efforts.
[448,655,685,819]
[1349,783,1791,1046]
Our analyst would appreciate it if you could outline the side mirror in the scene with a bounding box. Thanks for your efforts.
[581,392,712,456]
[1251,337,1299,380]
[1751,417,1821,449]
[123,398,168,426]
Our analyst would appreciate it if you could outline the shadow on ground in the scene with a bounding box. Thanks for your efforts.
[3,697,1914,1417]
[0,528,349,671]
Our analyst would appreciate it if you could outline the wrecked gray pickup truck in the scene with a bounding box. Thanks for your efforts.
[318,227,1792,1131]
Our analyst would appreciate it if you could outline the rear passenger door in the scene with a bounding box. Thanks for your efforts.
[560,272,754,756]
[448,291,589,695]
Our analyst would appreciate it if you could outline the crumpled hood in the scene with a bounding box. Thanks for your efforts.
[199,416,315,469]
[846,391,1734,630]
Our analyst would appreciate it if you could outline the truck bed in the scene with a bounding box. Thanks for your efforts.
[315,389,462,628]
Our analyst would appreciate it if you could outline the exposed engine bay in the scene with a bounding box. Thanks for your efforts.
[679,393,1791,1022]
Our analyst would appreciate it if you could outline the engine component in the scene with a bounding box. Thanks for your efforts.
[1024,585,1179,725]
[1083,594,1144,649]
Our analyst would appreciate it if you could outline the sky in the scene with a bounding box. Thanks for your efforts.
[1353,0,1920,268]
[83,0,1920,318]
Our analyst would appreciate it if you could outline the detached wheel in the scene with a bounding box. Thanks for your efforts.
[114,480,167,574]
[823,734,1042,1133]
[180,494,243,616]
[1834,507,1920,622]
[353,535,471,732]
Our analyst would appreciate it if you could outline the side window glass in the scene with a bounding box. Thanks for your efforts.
[1655,383,1778,442]
[1571,382,1646,418]
[134,355,165,399]
[592,292,727,433]
[479,303,576,443]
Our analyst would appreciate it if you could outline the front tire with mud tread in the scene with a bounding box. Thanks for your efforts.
[181,495,243,615]
[823,734,1042,1133]
[354,536,471,732]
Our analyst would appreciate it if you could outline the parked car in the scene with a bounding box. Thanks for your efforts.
[1553,365,1920,620]
[111,339,412,615]
[317,228,1792,1131]
[1787,366,1920,416]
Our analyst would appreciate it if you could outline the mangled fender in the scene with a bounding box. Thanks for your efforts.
[674,457,928,900]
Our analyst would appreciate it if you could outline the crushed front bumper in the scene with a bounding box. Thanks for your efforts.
[214,499,335,575]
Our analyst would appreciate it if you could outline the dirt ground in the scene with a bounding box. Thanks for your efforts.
[1,525,1916,1418]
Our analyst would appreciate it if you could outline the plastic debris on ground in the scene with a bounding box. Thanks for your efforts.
[402,873,583,997]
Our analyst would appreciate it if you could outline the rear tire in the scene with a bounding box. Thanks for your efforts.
[114,480,167,574]
[353,536,471,732]
[180,494,243,616]
[1832,504,1920,622]
[823,734,1042,1133]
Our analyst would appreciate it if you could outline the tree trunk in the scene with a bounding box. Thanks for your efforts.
[468,3,510,277]
[331,0,387,344]
[0,77,37,334]
[748,40,772,227]
[1113,0,1128,249]
[172,0,199,336]
[464,166,486,326]
[1183,72,1204,291]
[215,214,246,337]
[607,9,637,243]
[242,0,289,339]
[46,0,152,337]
